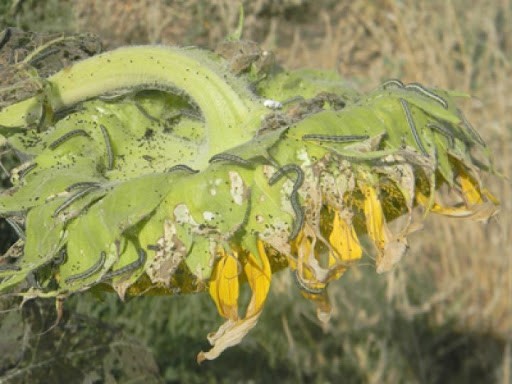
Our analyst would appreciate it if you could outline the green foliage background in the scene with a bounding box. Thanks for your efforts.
[0,1,510,383]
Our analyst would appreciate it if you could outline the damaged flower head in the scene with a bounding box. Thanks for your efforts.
[0,31,498,361]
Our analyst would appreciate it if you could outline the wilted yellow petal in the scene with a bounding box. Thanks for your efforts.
[293,229,328,291]
[416,191,461,215]
[294,231,314,280]
[198,241,271,363]
[416,191,498,221]
[329,211,362,264]
[363,184,404,273]
[363,185,390,251]
[209,249,240,321]
[244,240,271,317]
[323,210,363,281]
[451,160,499,209]
[458,171,484,205]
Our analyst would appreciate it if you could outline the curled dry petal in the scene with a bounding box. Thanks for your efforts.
[198,241,271,363]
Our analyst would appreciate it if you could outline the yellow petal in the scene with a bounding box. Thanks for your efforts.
[363,185,390,252]
[198,241,271,363]
[209,249,240,321]
[329,210,362,264]
[363,184,404,273]
[416,191,461,215]
[416,191,498,221]
[458,171,483,205]
[244,240,271,317]
[452,160,499,208]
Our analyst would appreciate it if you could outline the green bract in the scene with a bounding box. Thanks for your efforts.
[0,36,497,361]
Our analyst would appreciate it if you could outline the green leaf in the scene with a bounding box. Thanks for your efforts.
[0,199,66,291]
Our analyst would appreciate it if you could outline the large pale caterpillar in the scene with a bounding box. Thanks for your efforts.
[0,36,498,362]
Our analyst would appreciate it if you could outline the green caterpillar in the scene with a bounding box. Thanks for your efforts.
[0,39,498,361]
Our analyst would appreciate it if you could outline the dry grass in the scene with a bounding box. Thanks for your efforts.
[1,0,510,382]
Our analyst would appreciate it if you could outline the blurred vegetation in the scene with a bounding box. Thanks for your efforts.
[0,0,510,383]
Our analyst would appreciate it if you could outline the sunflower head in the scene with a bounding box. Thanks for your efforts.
[0,38,498,361]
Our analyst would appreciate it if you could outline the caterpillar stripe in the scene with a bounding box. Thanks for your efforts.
[53,248,67,266]
[427,122,455,147]
[269,164,305,240]
[400,98,429,156]
[99,124,114,170]
[15,163,37,181]
[65,181,102,192]
[36,102,47,132]
[102,249,147,280]
[302,134,369,143]
[209,152,253,167]
[292,270,324,295]
[458,109,486,147]
[48,129,90,150]
[53,185,100,217]
[64,251,106,284]
[405,82,449,109]
[27,47,60,65]
[135,103,160,123]
[5,217,25,240]
[165,164,199,174]
[382,79,404,89]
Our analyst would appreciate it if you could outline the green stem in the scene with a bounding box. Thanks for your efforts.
[0,46,266,160]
